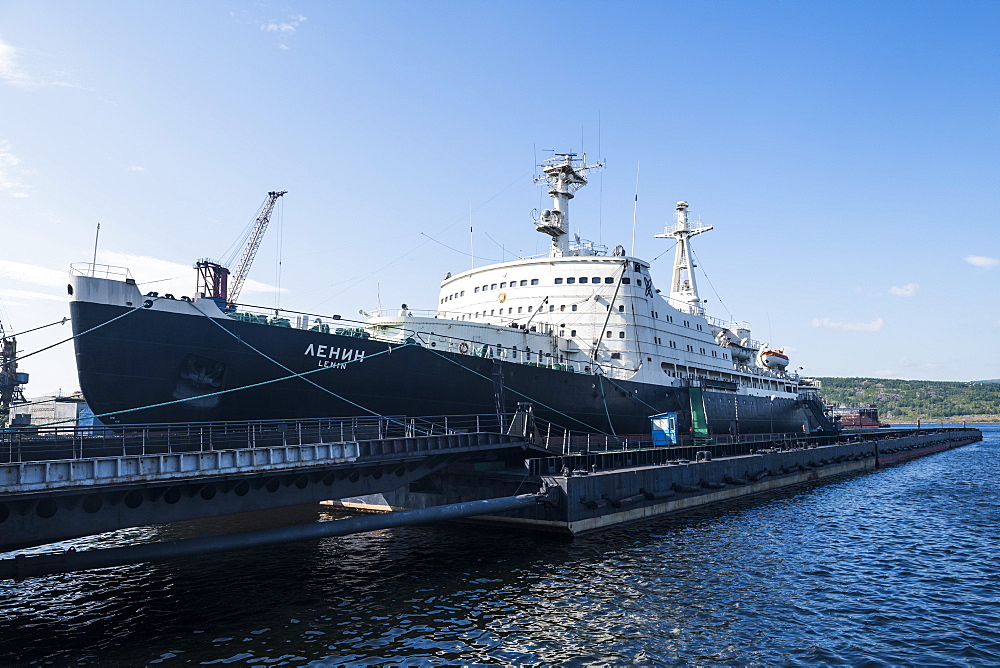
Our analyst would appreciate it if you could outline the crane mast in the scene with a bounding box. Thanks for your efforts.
[195,190,286,307]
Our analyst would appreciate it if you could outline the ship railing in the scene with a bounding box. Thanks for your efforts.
[0,412,530,463]
[524,415,957,462]
[69,263,134,281]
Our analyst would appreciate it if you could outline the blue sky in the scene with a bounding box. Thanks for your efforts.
[1,0,998,395]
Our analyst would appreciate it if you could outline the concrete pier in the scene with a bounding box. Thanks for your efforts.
[329,428,982,534]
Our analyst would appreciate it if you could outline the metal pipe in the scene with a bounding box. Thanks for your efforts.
[0,492,549,581]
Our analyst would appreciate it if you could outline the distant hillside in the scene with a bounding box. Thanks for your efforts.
[815,377,1000,423]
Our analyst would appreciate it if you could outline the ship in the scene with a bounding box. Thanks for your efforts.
[68,153,835,437]
[828,404,887,429]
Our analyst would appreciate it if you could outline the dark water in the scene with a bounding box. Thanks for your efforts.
[2,425,999,666]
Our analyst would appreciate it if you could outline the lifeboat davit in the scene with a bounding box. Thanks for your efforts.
[758,348,790,370]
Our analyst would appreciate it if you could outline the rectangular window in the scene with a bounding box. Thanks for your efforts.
[579,277,587,283]
[571,330,577,336]
[611,352,621,359]
[606,331,612,338]
[560,305,565,311]
[619,331,625,338]
[554,278,563,284]
[508,307,513,314]
[530,279,539,285]
[518,307,523,313]
[592,277,600,283]
[500,282,506,289]
[491,284,497,290]
[618,305,625,312]
[621,277,631,284]
[549,305,555,312]
[572,305,577,311]
[474,287,479,293]
[636,279,642,287]
[527,306,533,312]
[604,277,613,284]
[567,277,576,284]
[520,280,527,286]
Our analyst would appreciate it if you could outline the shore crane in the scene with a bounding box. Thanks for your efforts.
[195,190,286,307]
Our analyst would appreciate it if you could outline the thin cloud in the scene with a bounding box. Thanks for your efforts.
[811,316,885,332]
[965,255,998,268]
[0,288,66,303]
[100,251,286,298]
[0,140,30,197]
[0,260,67,288]
[128,165,145,172]
[260,15,307,48]
[889,283,918,297]
[0,38,79,89]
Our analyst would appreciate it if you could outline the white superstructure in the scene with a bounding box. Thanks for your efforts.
[365,153,802,399]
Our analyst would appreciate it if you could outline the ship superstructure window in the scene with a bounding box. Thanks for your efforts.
[619,331,625,338]
[460,291,465,296]
[683,320,690,327]
[555,278,563,284]
[621,277,631,284]
[520,280,527,286]
[531,279,539,285]
[592,277,600,283]
[527,306,533,312]
[491,284,497,290]
[572,305,577,311]
[605,277,613,284]
[475,287,480,293]
[571,329,577,336]
[560,305,565,311]
[518,307,523,313]
[700,347,706,354]
[500,282,507,289]
[669,341,677,348]
[712,350,717,357]
[611,352,621,359]
[606,331,612,338]
[618,305,625,312]
[549,305,555,312]
[687,344,694,352]
[637,279,643,287]
[697,324,703,331]
[567,277,576,284]
[579,277,587,283]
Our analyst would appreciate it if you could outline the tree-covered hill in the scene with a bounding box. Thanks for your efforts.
[815,377,1000,422]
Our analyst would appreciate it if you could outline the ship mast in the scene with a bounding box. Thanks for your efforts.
[533,153,604,257]
[656,201,713,315]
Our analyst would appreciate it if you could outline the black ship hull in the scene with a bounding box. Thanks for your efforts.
[71,302,822,435]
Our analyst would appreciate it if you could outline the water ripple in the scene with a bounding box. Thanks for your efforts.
[2,425,999,665]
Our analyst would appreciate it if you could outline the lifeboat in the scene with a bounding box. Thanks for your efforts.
[758,348,790,370]
[714,329,754,363]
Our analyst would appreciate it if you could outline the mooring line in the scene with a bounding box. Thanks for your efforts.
[424,346,613,436]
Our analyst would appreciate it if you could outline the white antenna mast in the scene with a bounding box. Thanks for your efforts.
[656,201,713,315]
[630,161,639,257]
[533,153,604,257]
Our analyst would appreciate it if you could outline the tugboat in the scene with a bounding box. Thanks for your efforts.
[68,153,834,436]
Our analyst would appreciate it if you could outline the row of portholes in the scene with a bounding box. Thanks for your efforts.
[1,465,412,523]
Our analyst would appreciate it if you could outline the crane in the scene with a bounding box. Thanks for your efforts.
[195,190,286,307]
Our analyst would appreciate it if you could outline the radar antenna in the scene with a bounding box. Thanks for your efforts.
[533,153,604,257]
